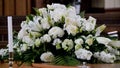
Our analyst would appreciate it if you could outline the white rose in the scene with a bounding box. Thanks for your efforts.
[75,38,84,45]
[18,28,28,39]
[96,37,111,45]
[41,18,51,29]
[48,27,64,39]
[65,25,78,36]
[40,52,54,62]
[41,34,51,43]
[75,49,93,60]
[85,38,93,46]
[62,39,74,51]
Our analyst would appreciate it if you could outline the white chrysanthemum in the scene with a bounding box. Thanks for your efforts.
[62,39,74,51]
[48,27,64,39]
[96,37,111,45]
[65,25,78,36]
[41,18,51,29]
[22,36,34,46]
[53,38,62,46]
[75,38,84,45]
[94,51,116,63]
[75,49,93,60]
[40,52,54,62]
[0,49,8,57]
[18,28,28,39]
[41,34,51,43]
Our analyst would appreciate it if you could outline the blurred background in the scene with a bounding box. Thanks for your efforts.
[0,0,120,48]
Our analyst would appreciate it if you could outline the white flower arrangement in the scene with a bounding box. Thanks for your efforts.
[1,3,120,66]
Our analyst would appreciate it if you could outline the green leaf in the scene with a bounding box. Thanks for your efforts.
[53,55,80,66]
[80,11,85,18]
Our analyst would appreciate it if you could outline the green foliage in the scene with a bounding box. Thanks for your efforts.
[80,11,85,18]
[53,55,80,66]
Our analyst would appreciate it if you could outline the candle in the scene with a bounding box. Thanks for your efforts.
[7,16,13,52]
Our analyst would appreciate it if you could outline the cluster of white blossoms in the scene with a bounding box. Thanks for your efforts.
[75,49,93,60]
[9,3,120,63]
[0,49,8,57]
[40,52,54,62]
[94,51,116,63]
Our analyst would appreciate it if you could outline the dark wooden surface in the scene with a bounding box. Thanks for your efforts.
[0,63,120,68]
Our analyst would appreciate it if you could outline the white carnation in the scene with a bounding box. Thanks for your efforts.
[75,49,93,60]
[48,27,64,39]
[96,37,111,45]
[40,52,54,62]
[65,25,78,36]
[94,51,116,63]
[62,39,74,51]
[53,38,62,46]
[41,34,51,43]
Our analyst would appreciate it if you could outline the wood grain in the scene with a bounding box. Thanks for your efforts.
[0,0,3,16]
[4,0,15,16]
[16,0,27,16]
